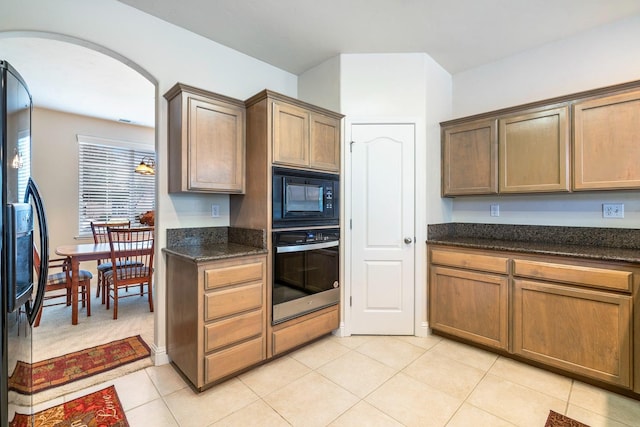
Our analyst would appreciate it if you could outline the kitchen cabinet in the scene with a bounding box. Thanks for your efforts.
[265,92,341,173]
[441,80,640,196]
[428,247,509,350]
[166,253,266,390]
[441,119,497,196]
[271,304,339,356]
[573,88,640,190]
[498,105,570,193]
[164,83,246,194]
[427,244,640,393]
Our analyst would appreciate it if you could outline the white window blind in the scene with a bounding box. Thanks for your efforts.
[78,138,155,237]
[17,130,31,200]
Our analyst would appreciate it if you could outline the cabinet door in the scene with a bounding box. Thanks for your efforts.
[442,119,497,196]
[273,102,309,167]
[573,89,640,190]
[429,266,508,350]
[309,113,340,172]
[187,97,245,193]
[513,279,632,388]
[498,106,570,193]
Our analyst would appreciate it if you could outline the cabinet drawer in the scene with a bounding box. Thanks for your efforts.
[205,261,264,290]
[272,306,339,356]
[430,248,509,274]
[513,259,632,292]
[205,309,263,352]
[205,283,263,321]
[204,336,264,384]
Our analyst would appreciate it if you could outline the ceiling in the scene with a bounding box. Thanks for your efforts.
[2,0,640,128]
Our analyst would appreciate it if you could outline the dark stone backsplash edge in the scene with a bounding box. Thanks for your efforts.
[166,226,266,249]
[427,223,640,250]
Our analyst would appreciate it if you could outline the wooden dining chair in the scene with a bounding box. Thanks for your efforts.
[104,226,155,319]
[32,245,92,327]
[90,220,131,304]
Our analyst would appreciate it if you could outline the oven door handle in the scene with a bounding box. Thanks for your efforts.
[276,240,339,253]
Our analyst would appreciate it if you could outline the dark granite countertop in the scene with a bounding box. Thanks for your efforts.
[162,226,267,263]
[427,223,640,264]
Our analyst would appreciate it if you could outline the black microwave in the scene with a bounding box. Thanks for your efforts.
[272,167,339,228]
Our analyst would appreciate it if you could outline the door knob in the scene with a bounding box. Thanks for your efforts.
[404,237,413,244]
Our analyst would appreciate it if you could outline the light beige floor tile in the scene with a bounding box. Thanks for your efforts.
[263,372,359,427]
[238,355,311,397]
[289,337,351,369]
[489,357,572,401]
[466,374,566,427]
[428,339,498,371]
[394,334,442,350]
[355,336,426,370]
[330,334,376,349]
[570,381,640,426]
[365,372,463,427]
[566,404,629,427]
[164,378,258,427]
[111,369,161,411]
[329,401,404,427]
[446,403,516,427]
[403,351,486,400]
[126,397,179,427]
[210,400,290,427]
[317,350,396,398]
[145,364,188,397]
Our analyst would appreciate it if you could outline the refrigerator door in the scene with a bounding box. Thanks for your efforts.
[1,60,37,427]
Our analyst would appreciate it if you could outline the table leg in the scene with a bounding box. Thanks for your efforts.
[70,256,79,325]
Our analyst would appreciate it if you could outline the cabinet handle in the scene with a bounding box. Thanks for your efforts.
[404,237,413,244]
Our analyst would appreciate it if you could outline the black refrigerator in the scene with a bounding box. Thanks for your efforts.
[0,60,48,426]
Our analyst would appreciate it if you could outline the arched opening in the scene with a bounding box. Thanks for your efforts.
[0,31,159,395]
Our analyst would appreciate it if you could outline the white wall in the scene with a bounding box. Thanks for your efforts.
[1,0,297,362]
[450,14,640,228]
[315,53,451,336]
[32,108,154,260]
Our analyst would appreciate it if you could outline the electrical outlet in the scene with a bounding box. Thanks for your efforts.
[211,204,220,218]
[602,203,624,218]
[490,204,500,217]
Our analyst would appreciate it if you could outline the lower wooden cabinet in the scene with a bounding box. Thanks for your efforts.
[513,279,632,387]
[166,253,267,390]
[271,305,339,356]
[428,244,640,393]
[429,266,508,350]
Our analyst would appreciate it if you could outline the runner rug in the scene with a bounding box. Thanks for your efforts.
[10,385,129,427]
[545,410,590,427]
[9,335,150,395]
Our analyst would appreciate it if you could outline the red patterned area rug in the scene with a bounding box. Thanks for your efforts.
[9,335,150,395]
[10,385,128,427]
[545,410,590,427]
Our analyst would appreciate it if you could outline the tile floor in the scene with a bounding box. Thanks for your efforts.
[34,334,640,427]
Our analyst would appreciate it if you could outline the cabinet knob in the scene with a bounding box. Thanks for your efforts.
[404,237,413,244]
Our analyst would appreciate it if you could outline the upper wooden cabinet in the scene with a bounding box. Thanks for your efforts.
[165,83,246,194]
[441,119,497,196]
[498,105,570,193]
[441,81,640,196]
[269,95,342,172]
[573,89,640,190]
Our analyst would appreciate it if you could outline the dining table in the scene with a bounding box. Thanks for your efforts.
[55,241,152,325]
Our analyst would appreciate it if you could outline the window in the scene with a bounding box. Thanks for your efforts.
[16,130,31,200]
[78,135,155,237]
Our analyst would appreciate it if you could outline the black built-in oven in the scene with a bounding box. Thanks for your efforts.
[272,167,339,228]
[272,228,340,324]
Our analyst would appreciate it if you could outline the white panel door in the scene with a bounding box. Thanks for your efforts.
[350,123,415,335]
